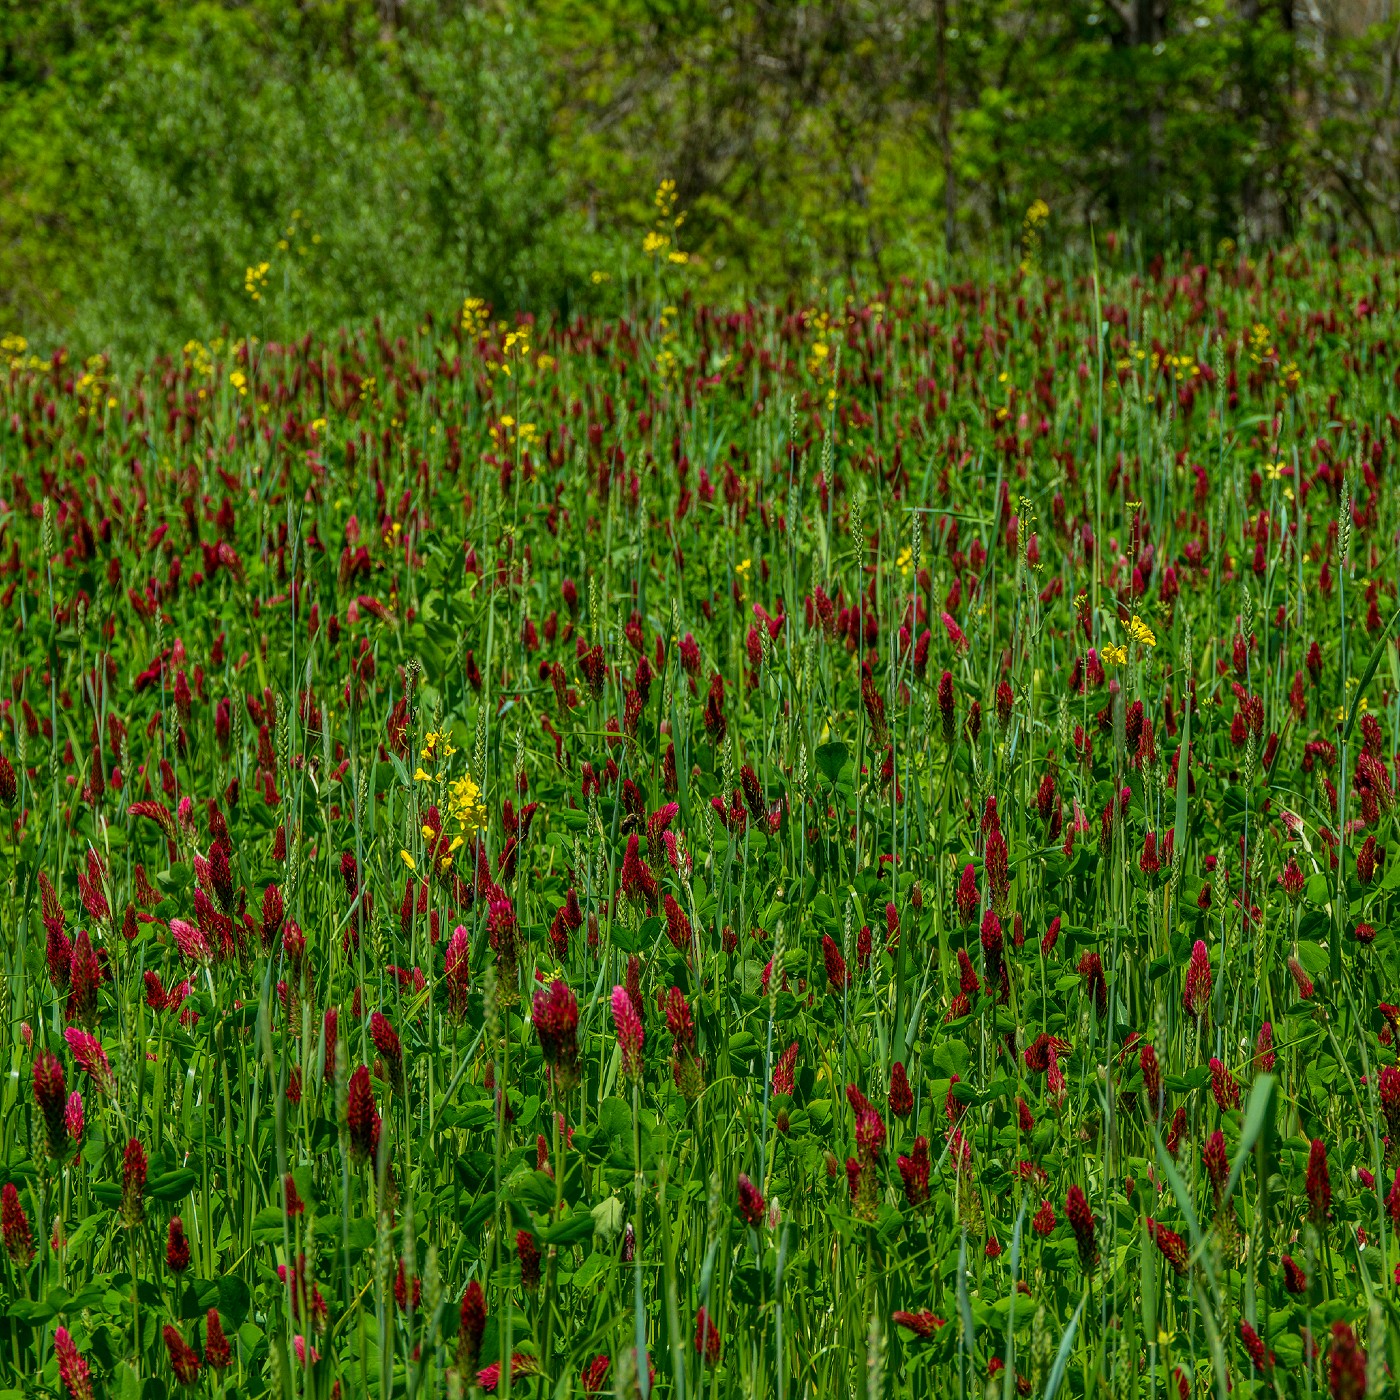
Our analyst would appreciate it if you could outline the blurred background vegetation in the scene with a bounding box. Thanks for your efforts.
[2,0,1397,354]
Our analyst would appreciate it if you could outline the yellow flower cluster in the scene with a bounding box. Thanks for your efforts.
[244,262,270,302]
[1125,615,1156,648]
[489,415,538,446]
[420,730,456,765]
[1,333,42,373]
[642,180,690,265]
[461,298,490,338]
[1020,199,1049,272]
[183,341,215,378]
[448,774,488,835]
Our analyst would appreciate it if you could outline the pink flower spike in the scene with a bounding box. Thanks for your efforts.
[611,985,644,1080]
[63,1028,115,1097]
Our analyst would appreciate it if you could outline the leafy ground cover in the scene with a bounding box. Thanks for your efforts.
[1,241,1399,1398]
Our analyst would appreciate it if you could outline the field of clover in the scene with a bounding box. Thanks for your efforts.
[2,238,1400,1400]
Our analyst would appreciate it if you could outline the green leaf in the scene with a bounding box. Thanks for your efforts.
[542,1205,596,1245]
[65,1209,110,1253]
[1222,1074,1275,1207]
[814,741,849,784]
[217,1273,252,1325]
[571,1250,608,1291]
[1042,1292,1086,1400]
[461,1193,496,1235]
[156,864,193,893]
[148,1168,198,1202]
[1171,707,1190,888]
[932,1040,969,1079]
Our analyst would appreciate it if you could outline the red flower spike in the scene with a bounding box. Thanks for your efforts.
[204,1310,232,1371]
[821,934,849,993]
[892,1310,946,1339]
[897,1136,931,1208]
[1327,1321,1366,1400]
[1,1183,35,1267]
[1182,939,1212,1021]
[532,978,580,1092]
[121,1137,146,1228]
[1146,1217,1189,1275]
[955,863,979,925]
[1239,1320,1273,1373]
[888,1061,914,1118]
[611,985,644,1080]
[1306,1138,1331,1224]
[695,1305,722,1365]
[55,1327,96,1400]
[166,1216,191,1273]
[162,1324,202,1386]
[580,1356,611,1394]
[33,1050,69,1158]
[1066,1184,1096,1268]
[737,1173,765,1227]
[458,1280,487,1372]
[370,1011,404,1090]
[346,1065,382,1165]
[515,1230,540,1290]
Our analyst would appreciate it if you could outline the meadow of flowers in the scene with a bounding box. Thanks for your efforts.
[1,238,1399,1400]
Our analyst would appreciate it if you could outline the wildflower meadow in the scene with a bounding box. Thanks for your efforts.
[2,237,1399,1400]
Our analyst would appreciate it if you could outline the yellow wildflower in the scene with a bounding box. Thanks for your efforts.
[1125,616,1156,648]
[420,731,456,763]
[448,774,488,835]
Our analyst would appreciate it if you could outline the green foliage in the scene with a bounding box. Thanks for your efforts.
[4,0,1400,352]
[1,0,603,353]
[2,241,1400,1396]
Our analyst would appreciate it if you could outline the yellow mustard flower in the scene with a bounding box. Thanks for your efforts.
[1125,616,1156,648]
[448,774,488,835]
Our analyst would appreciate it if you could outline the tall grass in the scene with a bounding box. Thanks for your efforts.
[0,238,1397,1398]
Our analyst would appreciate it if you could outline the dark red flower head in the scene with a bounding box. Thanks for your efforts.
[33,1050,69,1159]
[533,978,580,1090]
[1327,1321,1366,1400]
[458,1279,487,1371]
[162,1324,201,1386]
[888,1061,914,1118]
[737,1172,765,1227]
[1146,1217,1188,1275]
[1066,1184,1096,1268]
[121,1137,147,1228]
[1182,939,1212,1020]
[166,1216,191,1273]
[1306,1138,1331,1224]
[695,1305,722,1366]
[204,1310,232,1371]
[346,1065,382,1165]
[1,1183,34,1267]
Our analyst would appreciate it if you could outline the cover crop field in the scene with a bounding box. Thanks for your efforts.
[2,238,1400,1399]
